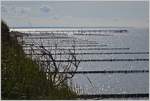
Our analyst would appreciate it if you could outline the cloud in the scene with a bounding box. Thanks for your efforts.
[1,6,7,13]
[18,7,31,17]
[2,1,148,28]
[30,18,64,25]
[40,5,51,13]
[56,16,148,28]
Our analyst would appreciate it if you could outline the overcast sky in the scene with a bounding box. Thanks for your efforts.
[1,1,149,28]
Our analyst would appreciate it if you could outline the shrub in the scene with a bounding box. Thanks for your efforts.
[1,20,77,99]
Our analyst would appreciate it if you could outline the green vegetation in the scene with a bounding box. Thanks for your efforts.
[1,21,77,100]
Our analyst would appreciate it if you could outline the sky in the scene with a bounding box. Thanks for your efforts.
[1,1,149,28]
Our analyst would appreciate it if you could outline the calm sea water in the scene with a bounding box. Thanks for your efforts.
[11,27,149,94]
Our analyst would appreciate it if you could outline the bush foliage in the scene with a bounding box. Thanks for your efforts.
[1,20,77,99]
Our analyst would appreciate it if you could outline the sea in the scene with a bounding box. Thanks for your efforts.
[10,27,149,95]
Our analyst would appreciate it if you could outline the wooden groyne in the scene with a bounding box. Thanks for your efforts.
[76,93,149,99]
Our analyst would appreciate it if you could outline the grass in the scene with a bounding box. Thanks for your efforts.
[1,20,77,100]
